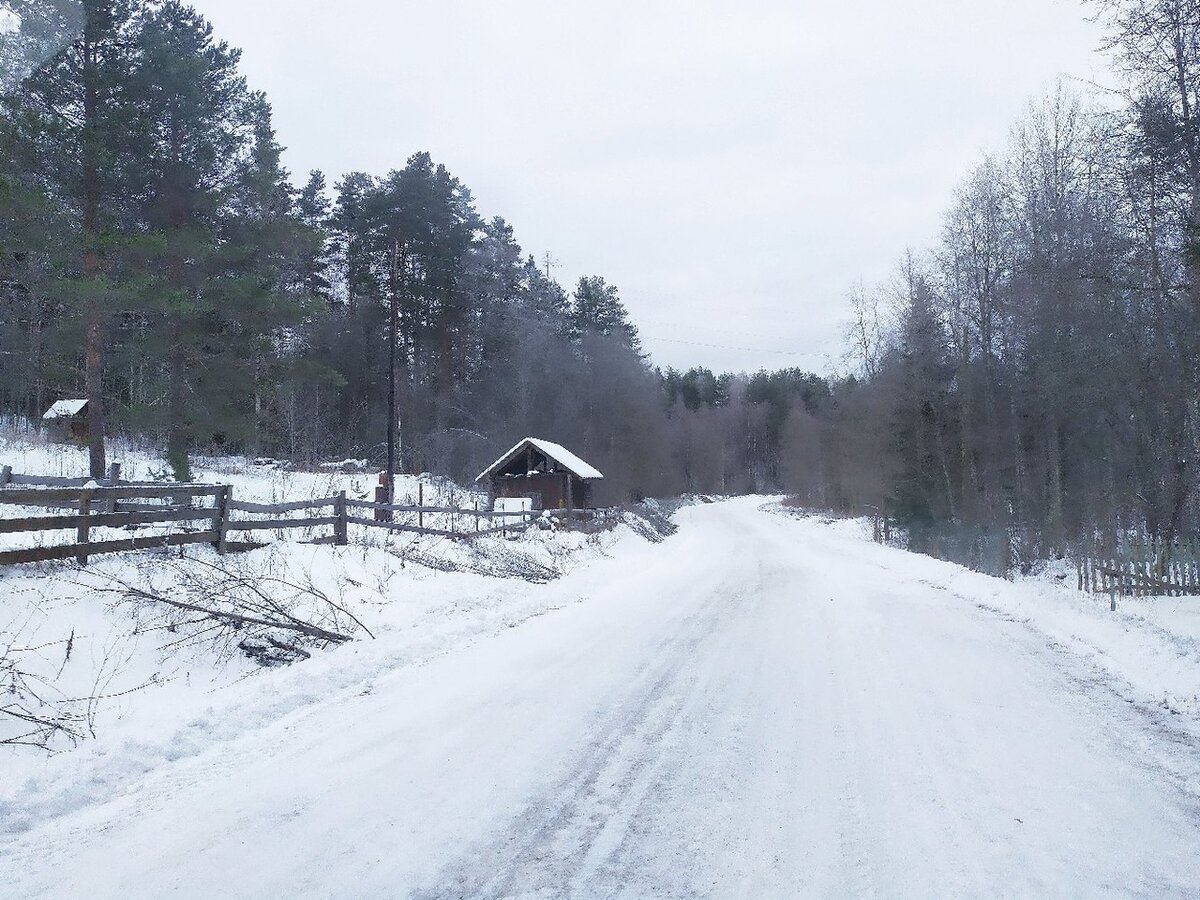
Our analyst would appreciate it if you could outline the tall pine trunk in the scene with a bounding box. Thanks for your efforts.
[166,325,190,482]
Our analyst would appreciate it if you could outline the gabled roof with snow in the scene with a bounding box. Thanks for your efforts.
[476,437,604,483]
[42,399,88,420]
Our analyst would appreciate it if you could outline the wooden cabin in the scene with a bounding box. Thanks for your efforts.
[476,438,603,511]
[42,399,89,444]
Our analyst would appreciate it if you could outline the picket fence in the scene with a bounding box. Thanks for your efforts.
[1076,536,1200,600]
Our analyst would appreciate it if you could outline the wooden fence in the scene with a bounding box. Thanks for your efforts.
[1,461,129,489]
[1077,537,1200,602]
[0,469,550,567]
[0,483,227,566]
[1078,555,1200,598]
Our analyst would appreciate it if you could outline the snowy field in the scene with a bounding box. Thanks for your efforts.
[1,493,1199,897]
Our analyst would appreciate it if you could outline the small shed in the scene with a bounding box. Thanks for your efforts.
[42,399,89,444]
[476,437,603,511]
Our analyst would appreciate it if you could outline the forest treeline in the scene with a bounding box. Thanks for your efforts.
[0,0,834,504]
[2,1,1199,565]
[805,0,1200,566]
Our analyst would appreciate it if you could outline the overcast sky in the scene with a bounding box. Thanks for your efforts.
[190,0,1109,375]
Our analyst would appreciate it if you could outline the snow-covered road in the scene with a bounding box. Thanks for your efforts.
[3,499,1200,898]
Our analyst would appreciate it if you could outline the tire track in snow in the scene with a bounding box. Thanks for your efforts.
[824,603,878,900]
[413,547,768,898]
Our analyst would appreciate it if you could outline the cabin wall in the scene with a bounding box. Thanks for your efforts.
[492,472,567,510]
[490,473,598,510]
[46,419,87,444]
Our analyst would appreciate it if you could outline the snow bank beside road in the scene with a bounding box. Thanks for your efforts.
[1,423,679,838]
[772,504,1200,725]
[1,522,648,831]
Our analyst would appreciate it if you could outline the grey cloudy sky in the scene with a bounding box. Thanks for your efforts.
[192,0,1108,374]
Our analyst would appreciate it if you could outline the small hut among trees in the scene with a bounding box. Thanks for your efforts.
[477,438,604,510]
[42,399,89,444]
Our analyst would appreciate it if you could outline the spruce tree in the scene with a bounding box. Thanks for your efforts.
[296,170,334,308]
[571,275,641,352]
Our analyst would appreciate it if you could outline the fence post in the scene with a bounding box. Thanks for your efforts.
[418,483,424,531]
[213,485,230,555]
[0,465,10,487]
[105,463,121,512]
[335,491,348,546]
[374,472,391,523]
[474,499,479,533]
[76,487,92,566]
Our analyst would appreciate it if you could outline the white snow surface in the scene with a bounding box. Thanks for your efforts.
[476,436,604,482]
[493,496,533,515]
[0,430,468,508]
[2,497,1200,897]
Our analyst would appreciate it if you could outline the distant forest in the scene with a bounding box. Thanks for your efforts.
[2,1,1200,567]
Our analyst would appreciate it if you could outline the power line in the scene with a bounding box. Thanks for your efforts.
[636,315,819,346]
[641,334,825,359]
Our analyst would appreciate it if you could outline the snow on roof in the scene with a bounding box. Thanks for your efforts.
[476,437,604,483]
[42,399,88,420]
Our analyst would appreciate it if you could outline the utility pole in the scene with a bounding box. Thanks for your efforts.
[386,240,402,503]
[81,6,107,479]
[543,251,558,280]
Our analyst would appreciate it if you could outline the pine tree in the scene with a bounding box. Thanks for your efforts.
[129,1,303,478]
[0,0,85,94]
[5,0,144,475]
[518,256,570,324]
[0,102,71,422]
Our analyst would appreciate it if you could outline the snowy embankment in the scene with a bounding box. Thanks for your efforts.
[771,503,1200,723]
[0,430,672,833]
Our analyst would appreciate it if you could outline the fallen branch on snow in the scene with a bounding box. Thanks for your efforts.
[115,585,352,644]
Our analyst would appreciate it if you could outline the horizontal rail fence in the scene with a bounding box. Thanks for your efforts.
[345,498,536,540]
[1077,536,1200,599]
[225,495,344,542]
[0,468,586,567]
[0,483,226,566]
[0,460,139,489]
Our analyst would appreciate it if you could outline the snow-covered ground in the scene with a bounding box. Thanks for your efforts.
[779,506,1200,722]
[1,428,666,807]
[0,428,406,503]
[2,497,1199,897]
[0,429,488,551]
